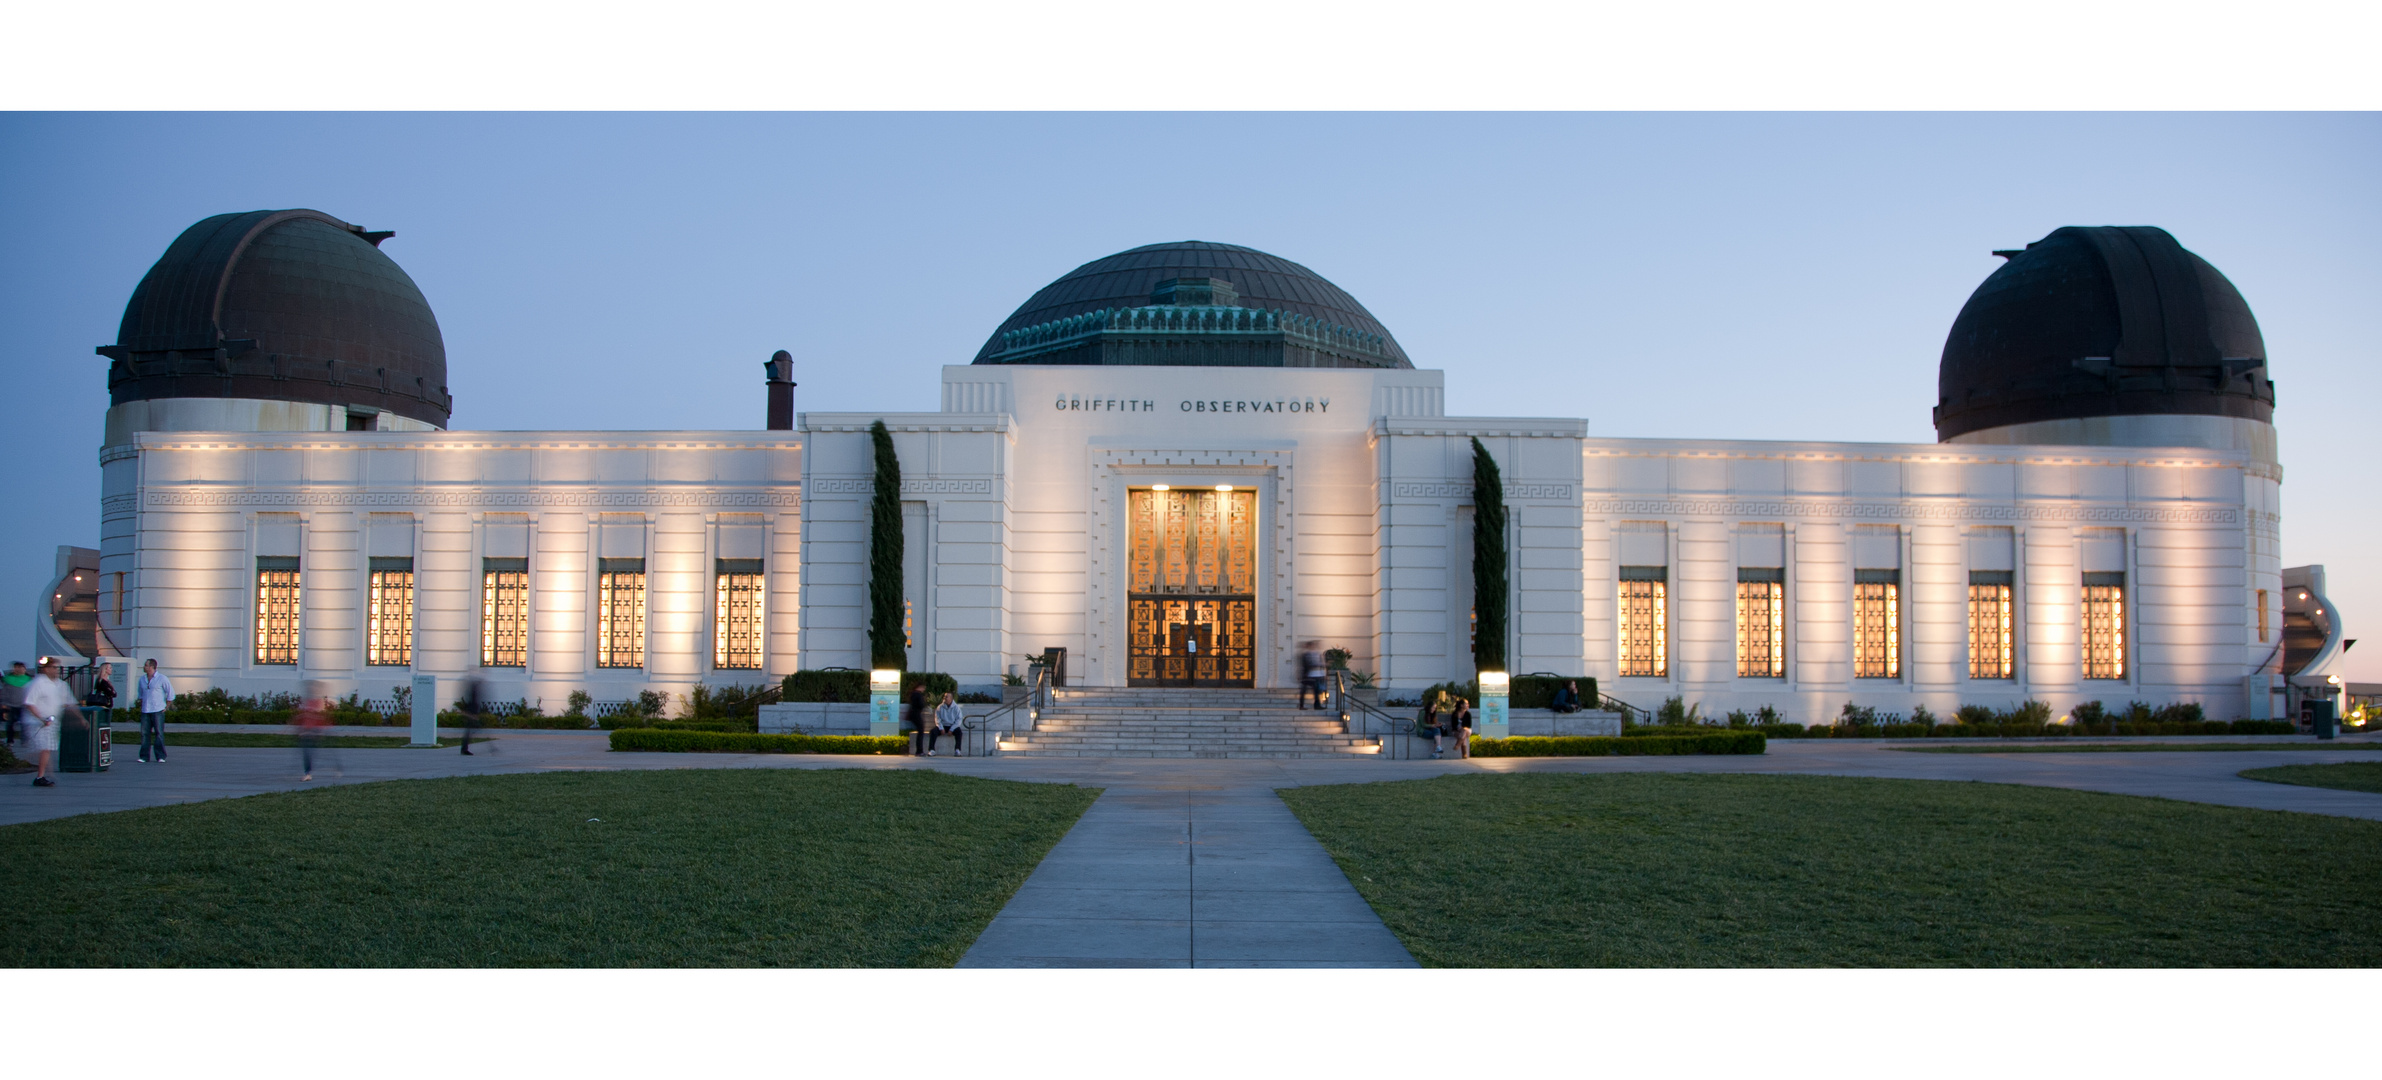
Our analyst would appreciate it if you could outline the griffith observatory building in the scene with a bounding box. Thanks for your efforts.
[35,209,2352,726]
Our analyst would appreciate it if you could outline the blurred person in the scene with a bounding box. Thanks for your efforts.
[905,681,928,756]
[134,659,173,763]
[295,681,332,781]
[87,669,116,709]
[20,660,69,786]
[1425,691,1448,759]
[1449,695,1474,759]
[931,690,964,757]
[1551,680,1581,714]
[1300,641,1328,711]
[1,661,27,749]
[458,676,485,755]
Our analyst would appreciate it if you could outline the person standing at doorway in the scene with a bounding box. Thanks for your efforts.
[1299,641,1327,710]
[135,659,173,762]
[20,660,69,786]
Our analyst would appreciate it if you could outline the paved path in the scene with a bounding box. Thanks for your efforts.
[956,780,1417,968]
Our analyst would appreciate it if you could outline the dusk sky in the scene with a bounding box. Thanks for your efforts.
[3,112,2374,678]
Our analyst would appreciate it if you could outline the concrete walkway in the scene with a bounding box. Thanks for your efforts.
[956,782,1417,968]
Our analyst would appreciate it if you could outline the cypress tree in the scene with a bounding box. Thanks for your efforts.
[867,419,907,669]
[1470,436,1508,672]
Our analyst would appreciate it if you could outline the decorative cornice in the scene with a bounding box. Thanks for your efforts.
[1580,497,2239,525]
[809,478,992,495]
[144,488,801,509]
[1393,482,1573,500]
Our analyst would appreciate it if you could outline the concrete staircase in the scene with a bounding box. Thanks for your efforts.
[994,686,1383,759]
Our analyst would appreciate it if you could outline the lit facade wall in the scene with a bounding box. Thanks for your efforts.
[112,430,801,707]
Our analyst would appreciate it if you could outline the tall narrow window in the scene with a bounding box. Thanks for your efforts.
[1619,566,1667,678]
[1854,569,1900,679]
[598,558,646,669]
[254,556,301,665]
[2256,588,2269,643]
[715,558,764,670]
[2082,571,2126,680]
[1967,570,2013,679]
[481,557,529,668]
[1736,568,1784,678]
[367,557,414,666]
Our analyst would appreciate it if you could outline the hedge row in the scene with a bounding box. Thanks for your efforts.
[780,669,956,703]
[1748,719,2298,739]
[607,729,911,755]
[1470,730,1766,757]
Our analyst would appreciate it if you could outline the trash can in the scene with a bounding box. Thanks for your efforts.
[60,705,112,773]
[2310,700,2338,741]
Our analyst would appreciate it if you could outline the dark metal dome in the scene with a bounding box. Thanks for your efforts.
[1934,226,2270,441]
[98,209,451,427]
[973,241,1411,368]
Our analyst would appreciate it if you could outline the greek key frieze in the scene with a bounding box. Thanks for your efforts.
[1392,482,1573,499]
[808,478,992,494]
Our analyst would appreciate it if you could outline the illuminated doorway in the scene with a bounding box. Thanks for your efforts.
[1126,487,1256,687]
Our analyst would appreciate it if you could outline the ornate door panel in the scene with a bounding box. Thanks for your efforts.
[1127,488,1256,687]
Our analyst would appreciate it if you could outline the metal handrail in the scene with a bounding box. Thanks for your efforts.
[1598,692,1650,725]
[1330,670,1417,760]
[960,664,1051,757]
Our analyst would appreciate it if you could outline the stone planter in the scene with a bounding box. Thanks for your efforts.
[1003,685,1030,706]
[1349,687,1379,709]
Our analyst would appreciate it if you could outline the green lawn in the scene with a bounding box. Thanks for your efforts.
[116,732,473,749]
[2239,762,2382,794]
[0,769,1097,966]
[1891,741,2380,754]
[1280,772,2382,966]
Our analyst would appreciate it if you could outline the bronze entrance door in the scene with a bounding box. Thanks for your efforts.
[1127,488,1256,687]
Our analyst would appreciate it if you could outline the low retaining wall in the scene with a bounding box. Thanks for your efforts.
[758,702,871,734]
[1505,709,1623,737]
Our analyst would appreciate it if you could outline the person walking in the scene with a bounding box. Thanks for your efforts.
[134,658,173,763]
[458,675,484,755]
[20,660,69,786]
[295,680,331,781]
[1,661,28,750]
[931,691,964,757]
[1449,695,1474,759]
[905,682,929,756]
[1299,641,1327,710]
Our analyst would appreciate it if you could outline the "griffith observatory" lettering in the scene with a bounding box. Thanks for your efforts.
[1053,396,1330,414]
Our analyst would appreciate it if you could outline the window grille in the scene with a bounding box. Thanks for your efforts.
[2082,572,2126,680]
[1967,571,2013,679]
[715,558,764,670]
[254,556,300,665]
[481,557,529,668]
[1735,568,1783,678]
[598,558,645,669]
[1619,566,1667,678]
[1854,569,1900,679]
[367,557,414,666]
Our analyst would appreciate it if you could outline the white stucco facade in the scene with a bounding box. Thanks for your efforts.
[94,360,2280,724]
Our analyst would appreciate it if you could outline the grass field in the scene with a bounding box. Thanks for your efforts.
[113,732,471,749]
[1890,741,2381,754]
[1280,772,2382,966]
[2239,762,2382,794]
[0,769,1097,966]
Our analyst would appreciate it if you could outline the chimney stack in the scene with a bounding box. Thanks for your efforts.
[764,350,796,430]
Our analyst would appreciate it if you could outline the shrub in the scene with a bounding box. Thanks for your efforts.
[689,682,779,723]
[1421,680,1479,707]
[1324,647,1353,670]
[566,690,593,718]
[956,691,1001,704]
[1910,703,1938,727]
[1657,696,1705,726]
[2153,702,2207,725]
[1509,675,1595,710]
[1472,730,1765,757]
[781,669,955,703]
[608,729,909,755]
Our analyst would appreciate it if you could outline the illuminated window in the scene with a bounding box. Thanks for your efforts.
[715,558,764,670]
[254,557,300,665]
[2082,571,2126,680]
[1619,566,1667,678]
[1854,569,1900,679]
[367,557,414,666]
[904,598,915,650]
[1967,571,2013,679]
[481,557,528,668]
[1735,568,1784,678]
[597,558,646,669]
[2256,588,2269,643]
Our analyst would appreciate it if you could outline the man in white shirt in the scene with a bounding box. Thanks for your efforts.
[21,660,70,787]
[135,659,174,763]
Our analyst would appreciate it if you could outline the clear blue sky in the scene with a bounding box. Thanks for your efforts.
[3,112,2374,678]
